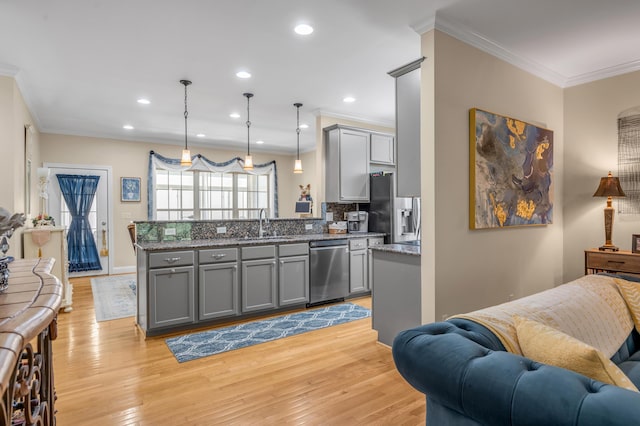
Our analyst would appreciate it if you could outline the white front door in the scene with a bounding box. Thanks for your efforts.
[44,163,112,276]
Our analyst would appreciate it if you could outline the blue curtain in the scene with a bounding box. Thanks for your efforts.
[56,174,102,272]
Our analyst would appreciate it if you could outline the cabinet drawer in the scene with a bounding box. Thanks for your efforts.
[368,237,385,247]
[242,245,276,260]
[148,251,194,268]
[199,248,238,264]
[349,239,368,250]
[586,251,640,273]
[278,243,309,257]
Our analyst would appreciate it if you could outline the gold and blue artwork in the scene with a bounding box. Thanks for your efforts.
[470,108,553,229]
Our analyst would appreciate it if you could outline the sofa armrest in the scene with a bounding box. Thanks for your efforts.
[393,323,640,426]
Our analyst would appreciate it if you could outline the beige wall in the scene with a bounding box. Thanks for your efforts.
[563,71,640,281]
[422,30,565,322]
[0,76,40,258]
[40,134,302,271]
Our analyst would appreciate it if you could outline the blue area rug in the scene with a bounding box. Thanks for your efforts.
[91,274,137,322]
[166,303,371,363]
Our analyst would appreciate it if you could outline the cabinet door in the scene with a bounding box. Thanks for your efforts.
[242,258,277,312]
[396,66,421,197]
[349,249,368,294]
[199,262,239,320]
[339,129,370,202]
[370,133,395,165]
[148,266,195,329]
[279,255,309,306]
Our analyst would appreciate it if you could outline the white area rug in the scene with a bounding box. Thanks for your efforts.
[91,274,137,322]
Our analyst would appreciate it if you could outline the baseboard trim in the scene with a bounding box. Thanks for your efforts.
[112,265,136,275]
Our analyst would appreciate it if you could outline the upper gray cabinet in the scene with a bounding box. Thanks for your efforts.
[389,58,424,197]
[325,125,371,203]
[370,133,395,165]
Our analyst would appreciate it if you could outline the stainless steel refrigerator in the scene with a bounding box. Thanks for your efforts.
[368,174,420,244]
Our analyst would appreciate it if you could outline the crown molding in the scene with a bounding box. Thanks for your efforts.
[0,63,43,129]
[312,109,395,129]
[433,14,567,87]
[564,59,640,87]
[0,63,19,77]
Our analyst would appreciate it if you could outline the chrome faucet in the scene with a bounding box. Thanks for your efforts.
[258,209,270,238]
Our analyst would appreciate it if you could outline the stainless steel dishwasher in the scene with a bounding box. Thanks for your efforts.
[308,239,349,306]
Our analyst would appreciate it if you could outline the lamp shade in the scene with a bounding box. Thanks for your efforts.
[593,171,626,198]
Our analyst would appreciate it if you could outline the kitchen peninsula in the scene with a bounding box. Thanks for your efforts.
[370,243,421,346]
[134,218,384,336]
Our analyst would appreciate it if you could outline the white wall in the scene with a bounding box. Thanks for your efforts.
[422,30,565,322]
[563,70,640,281]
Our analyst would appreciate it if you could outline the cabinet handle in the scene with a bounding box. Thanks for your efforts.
[164,257,181,263]
[233,265,237,270]
[280,260,284,265]
[170,268,176,274]
[212,253,226,259]
[607,260,625,265]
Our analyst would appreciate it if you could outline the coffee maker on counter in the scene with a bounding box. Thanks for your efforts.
[346,211,369,233]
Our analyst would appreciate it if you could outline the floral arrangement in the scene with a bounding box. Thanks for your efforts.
[32,214,55,227]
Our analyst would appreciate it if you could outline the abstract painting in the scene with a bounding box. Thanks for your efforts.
[470,108,553,229]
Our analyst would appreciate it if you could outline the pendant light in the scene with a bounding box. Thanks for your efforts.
[180,79,193,166]
[293,102,303,173]
[243,92,254,170]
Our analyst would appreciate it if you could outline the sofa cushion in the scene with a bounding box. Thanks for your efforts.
[615,278,640,333]
[515,316,638,392]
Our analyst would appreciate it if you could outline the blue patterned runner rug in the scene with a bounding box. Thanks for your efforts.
[165,303,371,363]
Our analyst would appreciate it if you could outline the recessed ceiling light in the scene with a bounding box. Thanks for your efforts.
[196,133,205,138]
[137,98,150,105]
[256,140,264,144]
[343,96,356,103]
[236,71,251,79]
[229,112,241,118]
[294,24,314,35]
[123,124,134,130]
[300,123,309,129]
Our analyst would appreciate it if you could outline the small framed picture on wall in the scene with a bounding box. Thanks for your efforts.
[121,177,141,202]
[632,234,640,254]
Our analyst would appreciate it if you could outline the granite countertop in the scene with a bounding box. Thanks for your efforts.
[136,232,386,251]
[370,243,421,256]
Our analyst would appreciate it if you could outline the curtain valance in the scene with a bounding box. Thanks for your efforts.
[147,151,278,219]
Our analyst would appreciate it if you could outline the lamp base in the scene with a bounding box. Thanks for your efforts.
[599,244,619,252]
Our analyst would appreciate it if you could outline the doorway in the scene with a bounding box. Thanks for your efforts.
[44,163,112,276]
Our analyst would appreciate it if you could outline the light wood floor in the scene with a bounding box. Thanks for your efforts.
[52,275,425,425]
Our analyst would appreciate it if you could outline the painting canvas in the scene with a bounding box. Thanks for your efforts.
[121,177,141,202]
[470,108,553,229]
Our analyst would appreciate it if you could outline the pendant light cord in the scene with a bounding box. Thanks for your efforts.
[296,104,301,160]
[180,79,192,151]
[245,93,252,156]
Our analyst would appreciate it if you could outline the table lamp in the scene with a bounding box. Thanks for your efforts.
[593,171,626,251]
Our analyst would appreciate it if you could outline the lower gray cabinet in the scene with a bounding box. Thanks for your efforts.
[242,258,277,312]
[199,262,239,320]
[349,239,369,294]
[148,265,195,329]
[279,255,309,306]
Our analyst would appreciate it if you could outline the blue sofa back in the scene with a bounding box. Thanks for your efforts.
[393,319,640,426]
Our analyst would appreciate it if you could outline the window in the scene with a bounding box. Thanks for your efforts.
[154,169,272,220]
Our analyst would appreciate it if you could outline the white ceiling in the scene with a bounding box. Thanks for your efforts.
[2,0,640,155]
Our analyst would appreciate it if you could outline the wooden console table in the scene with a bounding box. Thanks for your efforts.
[585,248,640,275]
[0,258,61,426]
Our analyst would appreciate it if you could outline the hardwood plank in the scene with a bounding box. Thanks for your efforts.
[53,276,425,425]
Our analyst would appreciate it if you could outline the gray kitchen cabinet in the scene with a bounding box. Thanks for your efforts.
[241,245,277,312]
[367,237,385,291]
[389,58,424,197]
[278,243,309,306]
[370,133,395,165]
[198,248,239,320]
[148,264,195,330]
[325,125,370,202]
[349,239,369,294]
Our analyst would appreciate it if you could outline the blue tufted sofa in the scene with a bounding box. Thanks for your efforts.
[392,278,640,425]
